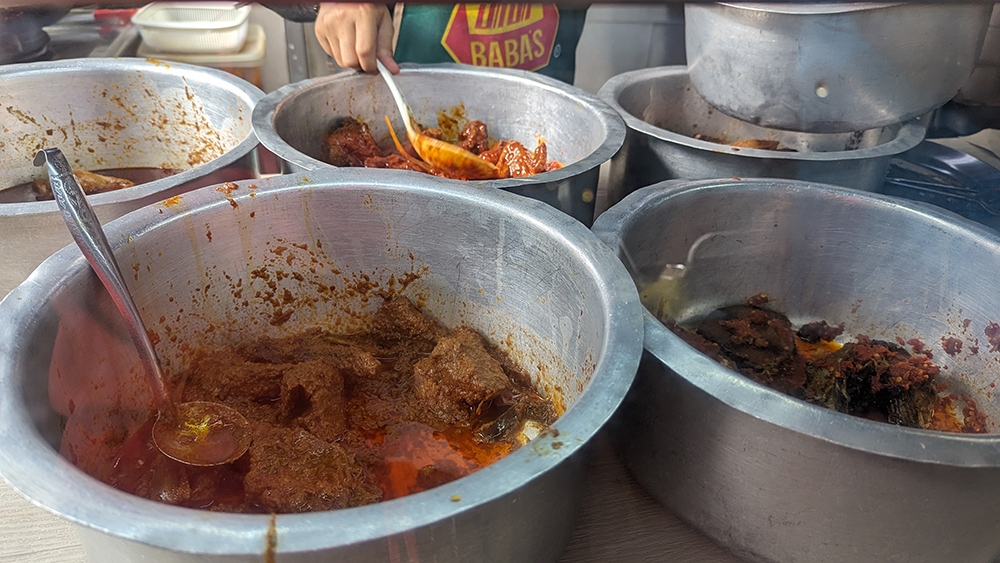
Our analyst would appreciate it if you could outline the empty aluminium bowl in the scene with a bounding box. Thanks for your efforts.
[593,178,1000,563]
[252,63,625,226]
[597,66,925,210]
[0,169,642,562]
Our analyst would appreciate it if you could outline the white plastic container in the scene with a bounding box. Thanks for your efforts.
[138,24,266,89]
[132,2,251,54]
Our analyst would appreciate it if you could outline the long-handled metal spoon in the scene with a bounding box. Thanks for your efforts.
[376,60,499,180]
[619,230,740,319]
[35,148,251,467]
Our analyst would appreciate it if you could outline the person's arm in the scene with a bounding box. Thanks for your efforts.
[265,3,319,23]
[314,3,398,74]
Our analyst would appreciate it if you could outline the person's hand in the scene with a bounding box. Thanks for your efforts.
[314,3,399,74]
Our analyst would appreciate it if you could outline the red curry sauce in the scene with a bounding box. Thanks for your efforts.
[69,297,557,513]
[321,117,562,180]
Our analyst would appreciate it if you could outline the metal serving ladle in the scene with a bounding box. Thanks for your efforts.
[35,148,251,467]
[619,231,738,286]
[619,230,739,319]
[376,60,500,180]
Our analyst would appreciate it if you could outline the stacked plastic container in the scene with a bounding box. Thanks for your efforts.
[132,2,265,89]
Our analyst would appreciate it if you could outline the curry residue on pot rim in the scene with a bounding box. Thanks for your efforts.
[666,295,989,433]
[64,296,559,513]
[321,116,562,180]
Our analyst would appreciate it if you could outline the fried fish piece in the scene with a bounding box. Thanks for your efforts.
[730,139,781,150]
[33,169,135,200]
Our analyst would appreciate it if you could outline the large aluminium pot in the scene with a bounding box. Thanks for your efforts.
[252,63,625,226]
[0,170,643,562]
[0,58,264,297]
[597,66,924,209]
[955,3,1000,106]
[685,2,992,133]
[592,178,1000,563]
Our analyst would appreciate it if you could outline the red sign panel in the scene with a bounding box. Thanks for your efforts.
[442,4,560,72]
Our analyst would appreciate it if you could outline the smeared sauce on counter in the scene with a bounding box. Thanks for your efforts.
[67,296,557,513]
[667,295,989,433]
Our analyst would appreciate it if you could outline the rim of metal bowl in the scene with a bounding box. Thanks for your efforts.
[591,177,1000,468]
[714,2,904,15]
[0,168,643,555]
[597,66,926,162]
[251,63,626,189]
[0,58,264,217]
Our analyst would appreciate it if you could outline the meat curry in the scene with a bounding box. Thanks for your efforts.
[321,117,562,180]
[71,296,558,513]
[668,295,989,433]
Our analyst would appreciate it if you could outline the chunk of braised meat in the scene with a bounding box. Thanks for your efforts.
[184,332,375,437]
[823,336,938,394]
[370,296,448,373]
[421,128,444,140]
[180,348,286,424]
[666,319,731,368]
[472,345,558,442]
[807,336,939,427]
[373,296,447,344]
[668,302,988,433]
[296,332,380,378]
[345,365,430,433]
[797,320,845,343]
[321,117,384,167]
[479,140,549,178]
[244,423,381,513]
[278,359,346,442]
[412,326,510,425]
[694,305,808,396]
[696,305,797,380]
[456,120,489,154]
[241,327,380,378]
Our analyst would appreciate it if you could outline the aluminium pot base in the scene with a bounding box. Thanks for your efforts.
[593,178,1000,563]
